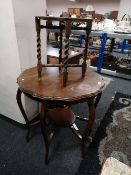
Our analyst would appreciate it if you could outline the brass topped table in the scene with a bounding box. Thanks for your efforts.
[16,66,105,164]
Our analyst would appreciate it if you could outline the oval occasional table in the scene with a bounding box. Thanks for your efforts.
[16,66,105,164]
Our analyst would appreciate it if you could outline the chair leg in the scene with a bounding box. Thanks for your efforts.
[16,88,30,142]
[82,97,95,157]
[40,103,49,164]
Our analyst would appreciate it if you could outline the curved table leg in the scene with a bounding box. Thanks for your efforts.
[40,103,49,165]
[16,88,30,142]
[95,92,102,108]
[82,97,95,157]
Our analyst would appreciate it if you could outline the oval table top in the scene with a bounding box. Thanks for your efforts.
[17,67,105,103]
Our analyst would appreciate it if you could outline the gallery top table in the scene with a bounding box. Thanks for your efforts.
[16,66,105,163]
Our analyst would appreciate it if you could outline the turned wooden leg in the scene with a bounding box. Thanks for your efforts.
[37,63,42,80]
[16,88,30,142]
[95,92,102,108]
[40,103,49,165]
[82,97,95,157]
[82,62,87,78]
[63,68,68,87]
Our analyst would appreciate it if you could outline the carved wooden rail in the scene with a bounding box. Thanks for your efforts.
[35,16,92,86]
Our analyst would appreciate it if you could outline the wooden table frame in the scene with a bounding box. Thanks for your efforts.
[16,67,104,164]
[16,89,102,164]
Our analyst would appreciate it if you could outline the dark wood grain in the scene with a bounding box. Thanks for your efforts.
[17,67,105,163]
[17,67,104,103]
[35,16,92,86]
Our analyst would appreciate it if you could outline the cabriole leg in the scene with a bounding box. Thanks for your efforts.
[16,88,30,142]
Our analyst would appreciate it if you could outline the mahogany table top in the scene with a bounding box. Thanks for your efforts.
[17,67,105,103]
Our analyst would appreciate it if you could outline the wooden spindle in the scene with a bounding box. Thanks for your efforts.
[35,17,42,80]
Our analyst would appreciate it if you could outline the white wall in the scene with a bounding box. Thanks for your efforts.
[47,0,120,16]
[12,0,47,123]
[12,0,47,71]
[0,0,47,124]
[0,0,24,123]
[118,0,131,20]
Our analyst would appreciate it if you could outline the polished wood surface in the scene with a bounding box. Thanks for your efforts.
[47,107,75,127]
[17,67,104,102]
[17,67,105,164]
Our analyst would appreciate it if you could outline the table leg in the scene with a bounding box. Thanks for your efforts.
[40,103,49,164]
[82,97,95,157]
[95,92,102,108]
[16,88,30,142]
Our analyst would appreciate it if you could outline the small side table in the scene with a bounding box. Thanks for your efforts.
[16,67,105,163]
